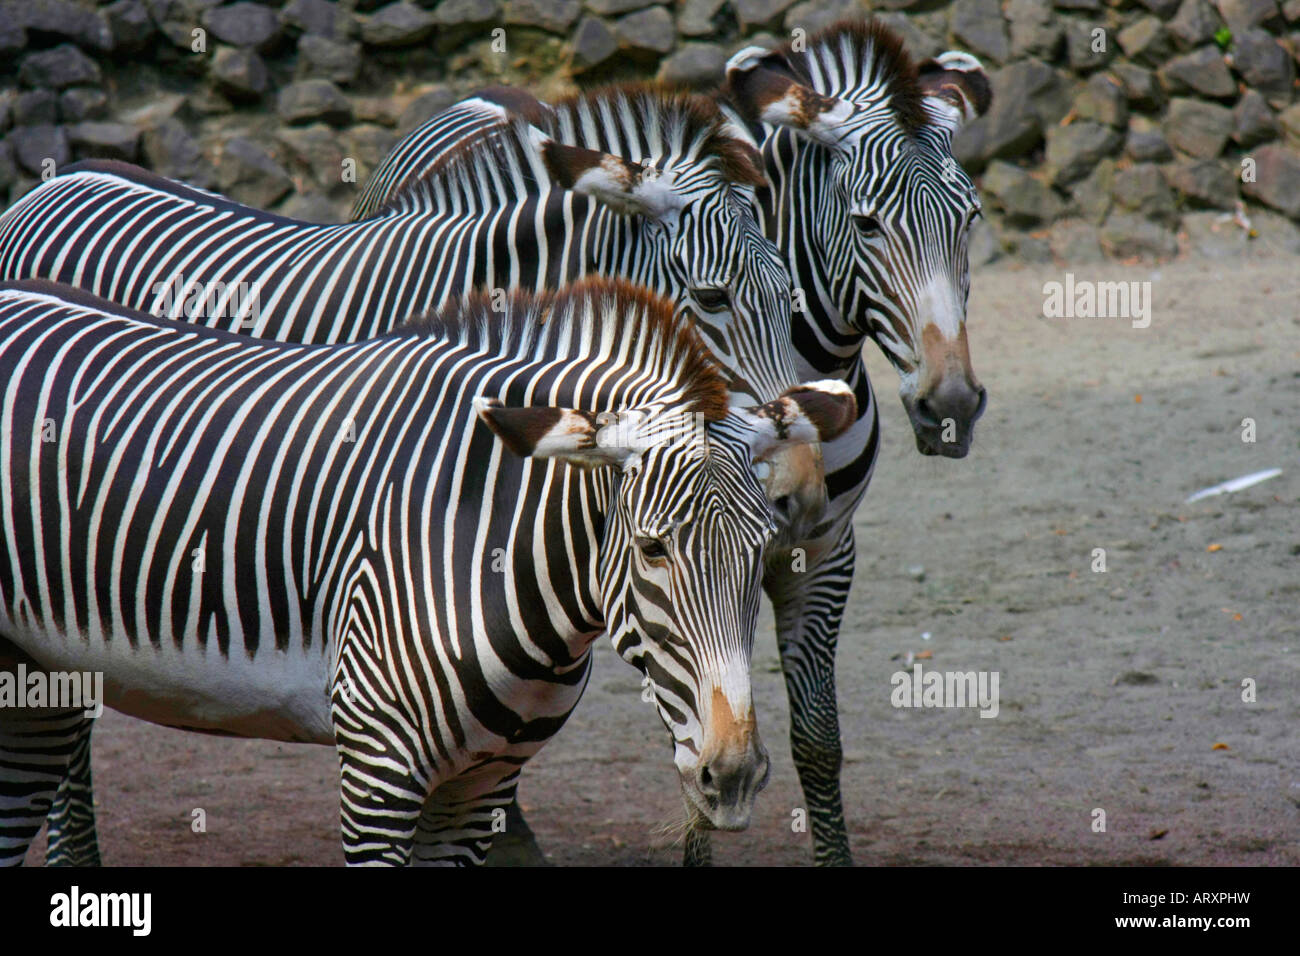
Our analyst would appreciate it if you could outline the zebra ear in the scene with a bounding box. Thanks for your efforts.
[475,399,632,467]
[917,52,992,137]
[740,380,857,460]
[540,139,683,220]
[723,46,855,150]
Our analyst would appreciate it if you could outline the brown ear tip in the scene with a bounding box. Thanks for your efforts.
[788,386,857,442]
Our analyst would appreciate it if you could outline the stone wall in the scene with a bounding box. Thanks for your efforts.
[2,0,1299,260]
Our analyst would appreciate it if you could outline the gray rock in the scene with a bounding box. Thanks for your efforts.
[1158,46,1236,98]
[614,6,674,55]
[0,8,25,56]
[783,0,863,36]
[186,86,235,118]
[13,90,59,127]
[1168,0,1224,49]
[1163,158,1238,209]
[503,0,582,33]
[733,0,798,29]
[679,0,724,36]
[398,87,458,135]
[1111,62,1164,112]
[1285,0,1300,20]
[103,0,154,53]
[298,34,362,84]
[966,217,1002,266]
[1099,211,1178,258]
[278,79,352,126]
[1110,162,1178,225]
[1044,121,1122,186]
[346,124,400,169]
[1229,29,1295,104]
[1126,118,1174,161]
[1064,17,1114,72]
[9,124,70,176]
[1071,157,1115,223]
[13,0,113,51]
[1117,17,1174,67]
[361,2,436,46]
[1241,145,1300,217]
[1232,89,1278,146]
[202,2,283,51]
[585,0,658,14]
[1007,0,1063,59]
[281,0,353,38]
[276,123,347,188]
[572,15,618,70]
[981,160,1065,225]
[67,121,140,161]
[1216,0,1284,33]
[953,58,1070,169]
[951,0,1010,64]
[434,0,501,27]
[1048,218,1105,261]
[211,45,270,99]
[873,12,945,60]
[1163,97,1233,158]
[656,42,728,88]
[215,136,294,208]
[352,96,402,126]
[1073,73,1128,128]
[60,87,109,123]
[278,191,344,224]
[19,44,102,90]
[119,92,187,131]
[1278,102,1300,148]
[141,119,217,190]
[1136,0,1181,15]
[0,141,15,192]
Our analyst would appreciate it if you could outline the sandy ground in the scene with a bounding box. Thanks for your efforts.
[25,255,1300,866]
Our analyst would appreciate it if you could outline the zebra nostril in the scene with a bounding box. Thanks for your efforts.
[698,764,717,797]
[914,397,939,427]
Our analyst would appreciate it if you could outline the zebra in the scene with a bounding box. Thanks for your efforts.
[335,19,995,866]
[0,86,812,865]
[0,276,856,865]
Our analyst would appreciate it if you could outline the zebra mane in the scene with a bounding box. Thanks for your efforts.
[771,18,927,134]
[401,277,732,422]
[380,84,766,213]
[546,84,766,187]
[377,119,546,214]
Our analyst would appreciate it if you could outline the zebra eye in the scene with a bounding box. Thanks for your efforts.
[693,288,729,312]
[853,214,882,236]
[636,536,669,561]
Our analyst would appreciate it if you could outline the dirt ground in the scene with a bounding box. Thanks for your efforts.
[25,254,1300,866]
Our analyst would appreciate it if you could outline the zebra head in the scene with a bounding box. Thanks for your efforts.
[542,87,800,408]
[725,21,993,457]
[477,282,856,831]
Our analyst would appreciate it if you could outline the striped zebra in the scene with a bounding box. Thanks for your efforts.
[340,19,994,866]
[0,277,855,865]
[0,86,810,865]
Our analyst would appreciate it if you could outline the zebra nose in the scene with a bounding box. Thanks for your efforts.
[920,378,985,429]
[696,743,770,828]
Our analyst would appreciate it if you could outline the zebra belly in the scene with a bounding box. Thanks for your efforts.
[3,622,335,744]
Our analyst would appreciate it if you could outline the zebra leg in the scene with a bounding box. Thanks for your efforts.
[412,769,525,866]
[0,708,87,866]
[767,527,857,866]
[45,715,101,866]
[482,797,548,867]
